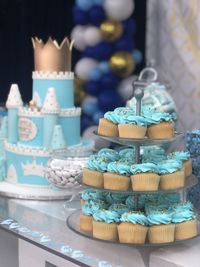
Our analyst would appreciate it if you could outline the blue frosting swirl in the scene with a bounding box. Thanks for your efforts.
[120,212,148,225]
[125,196,136,209]
[171,201,193,212]
[81,189,105,201]
[107,160,132,176]
[106,193,127,204]
[98,148,119,161]
[147,212,172,225]
[158,192,180,204]
[144,112,173,125]
[86,155,110,172]
[158,159,183,174]
[114,107,135,116]
[172,210,196,223]
[108,203,130,215]
[93,209,120,223]
[118,148,135,160]
[142,146,167,163]
[82,200,107,216]
[104,111,121,124]
[167,151,190,162]
[119,115,148,126]
[130,163,159,174]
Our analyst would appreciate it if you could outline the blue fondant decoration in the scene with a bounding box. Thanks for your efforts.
[6,150,49,186]
[59,116,81,146]
[43,114,58,148]
[33,79,74,109]
[7,109,18,144]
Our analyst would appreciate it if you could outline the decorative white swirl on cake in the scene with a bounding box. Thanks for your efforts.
[21,160,45,177]
[18,107,42,117]
[6,84,23,108]
[4,141,50,157]
[41,88,60,114]
[32,71,74,80]
[60,107,81,117]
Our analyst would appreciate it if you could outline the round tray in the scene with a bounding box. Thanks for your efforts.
[93,131,183,146]
[67,209,200,247]
[77,174,198,194]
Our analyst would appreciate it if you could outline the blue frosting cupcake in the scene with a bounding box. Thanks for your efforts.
[81,189,105,202]
[106,193,127,204]
[167,151,192,176]
[108,203,130,215]
[118,148,135,161]
[98,148,119,161]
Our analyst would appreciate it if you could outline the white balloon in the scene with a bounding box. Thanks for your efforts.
[71,26,87,51]
[75,58,98,80]
[82,126,110,150]
[117,75,137,101]
[84,26,102,47]
[104,0,134,21]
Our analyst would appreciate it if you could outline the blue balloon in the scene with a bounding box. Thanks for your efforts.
[76,0,94,11]
[73,6,90,25]
[123,18,136,36]
[93,42,113,61]
[98,90,123,111]
[82,46,96,58]
[92,110,104,124]
[81,114,94,132]
[85,80,100,96]
[94,0,104,5]
[89,67,102,81]
[132,49,143,64]
[114,36,134,52]
[82,98,98,116]
[99,61,110,73]
[101,72,120,90]
[89,5,106,26]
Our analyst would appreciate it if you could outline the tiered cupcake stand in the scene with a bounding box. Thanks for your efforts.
[66,81,200,265]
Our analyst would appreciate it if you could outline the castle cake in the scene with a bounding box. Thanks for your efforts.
[0,37,93,199]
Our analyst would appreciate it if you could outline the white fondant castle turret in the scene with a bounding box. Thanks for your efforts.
[6,84,23,143]
[41,87,60,148]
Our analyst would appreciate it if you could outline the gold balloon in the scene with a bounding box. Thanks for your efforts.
[74,77,86,105]
[100,20,123,42]
[109,52,135,77]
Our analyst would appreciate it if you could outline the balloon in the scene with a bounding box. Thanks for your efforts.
[123,18,136,35]
[75,58,98,80]
[92,110,104,124]
[74,78,86,105]
[82,125,111,149]
[92,42,113,60]
[84,26,102,46]
[72,6,89,25]
[104,0,134,21]
[81,115,94,132]
[98,61,110,73]
[117,75,137,101]
[100,20,123,42]
[132,49,143,64]
[100,72,120,90]
[82,96,98,116]
[109,52,135,77]
[94,0,105,5]
[76,0,93,11]
[71,25,87,51]
[89,5,106,26]
[89,67,102,81]
[98,89,123,111]
[114,36,134,52]
[85,80,100,96]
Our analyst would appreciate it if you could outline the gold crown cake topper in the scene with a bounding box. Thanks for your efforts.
[32,37,74,72]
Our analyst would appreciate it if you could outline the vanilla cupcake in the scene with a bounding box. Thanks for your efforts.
[118,115,147,139]
[118,147,136,161]
[98,112,119,137]
[118,211,148,244]
[92,210,120,241]
[147,211,175,243]
[130,163,160,191]
[98,148,120,162]
[171,202,197,240]
[104,159,132,190]
[167,151,192,176]
[80,200,107,233]
[83,155,110,188]
[144,112,174,139]
[81,189,105,206]
[158,159,185,190]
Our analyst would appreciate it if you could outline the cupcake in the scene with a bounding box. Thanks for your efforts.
[158,192,180,205]
[104,159,132,190]
[125,195,136,210]
[147,211,175,243]
[98,148,120,162]
[167,151,192,176]
[171,202,197,240]
[106,192,127,205]
[83,155,110,188]
[80,200,107,233]
[92,210,120,241]
[118,115,147,139]
[158,159,185,190]
[98,111,120,137]
[81,189,105,206]
[108,203,130,215]
[118,211,148,244]
[142,146,167,163]
[118,148,136,161]
[144,112,174,139]
[130,163,160,191]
